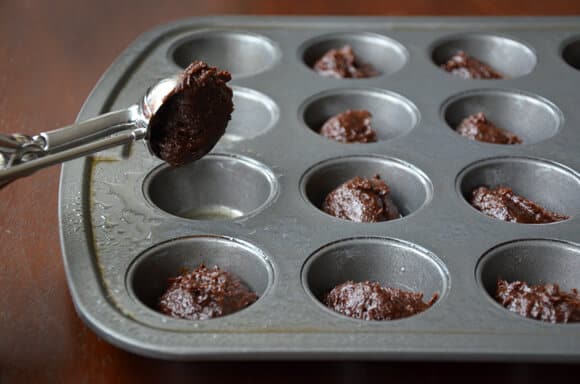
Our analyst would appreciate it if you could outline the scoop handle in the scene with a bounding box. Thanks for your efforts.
[40,106,140,152]
[0,127,147,188]
[0,106,146,188]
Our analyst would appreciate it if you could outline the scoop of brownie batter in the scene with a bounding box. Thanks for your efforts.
[313,45,378,79]
[324,280,438,321]
[441,51,503,79]
[147,61,234,166]
[456,112,522,144]
[158,264,258,320]
[322,175,400,222]
[319,109,377,143]
[470,186,569,223]
[496,279,580,323]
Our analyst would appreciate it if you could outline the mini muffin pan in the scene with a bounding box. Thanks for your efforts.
[59,16,580,361]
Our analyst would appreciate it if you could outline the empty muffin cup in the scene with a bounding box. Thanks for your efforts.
[224,87,279,142]
[300,155,432,221]
[301,88,419,142]
[127,235,273,319]
[144,154,278,220]
[302,237,449,321]
[171,30,280,78]
[442,89,562,145]
[476,239,580,323]
[300,32,408,77]
[456,157,580,222]
[432,33,536,79]
[562,36,580,71]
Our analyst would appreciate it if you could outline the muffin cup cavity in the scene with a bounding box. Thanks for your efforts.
[300,32,408,77]
[224,87,279,142]
[562,37,580,71]
[456,157,580,222]
[171,31,280,78]
[432,33,536,79]
[300,156,432,221]
[127,236,273,319]
[144,154,278,220]
[302,237,449,321]
[301,88,419,142]
[442,89,562,145]
[476,239,580,323]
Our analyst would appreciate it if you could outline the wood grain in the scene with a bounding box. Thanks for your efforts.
[1,1,579,382]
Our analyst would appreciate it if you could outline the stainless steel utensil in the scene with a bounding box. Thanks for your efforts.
[0,76,178,187]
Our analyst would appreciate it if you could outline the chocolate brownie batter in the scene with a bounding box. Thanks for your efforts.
[441,51,503,79]
[322,175,400,223]
[470,186,569,223]
[147,61,234,166]
[324,280,438,321]
[319,109,377,143]
[158,264,258,320]
[313,45,378,79]
[496,279,580,323]
[456,112,522,144]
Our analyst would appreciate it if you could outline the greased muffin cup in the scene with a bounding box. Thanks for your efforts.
[60,16,580,361]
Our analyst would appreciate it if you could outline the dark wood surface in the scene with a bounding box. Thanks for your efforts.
[1,1,579,382]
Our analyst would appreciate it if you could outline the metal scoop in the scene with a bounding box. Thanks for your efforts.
[0,76,179,188]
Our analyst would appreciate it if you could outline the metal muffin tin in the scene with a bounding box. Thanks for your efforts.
[59,16,580,361]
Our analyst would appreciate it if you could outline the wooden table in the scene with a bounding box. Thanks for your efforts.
[1,1,579,382]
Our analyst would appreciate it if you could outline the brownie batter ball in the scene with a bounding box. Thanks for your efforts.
[324,280,438,321]
[158,264,258,320]
[313,45,378,79]
[456,112,522,144]
[319,109,377,143]
[470,186,569,224]
[441,51,503,79]
[147,61,234,166]
[496,279,580,323]
[322,175,400,223]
